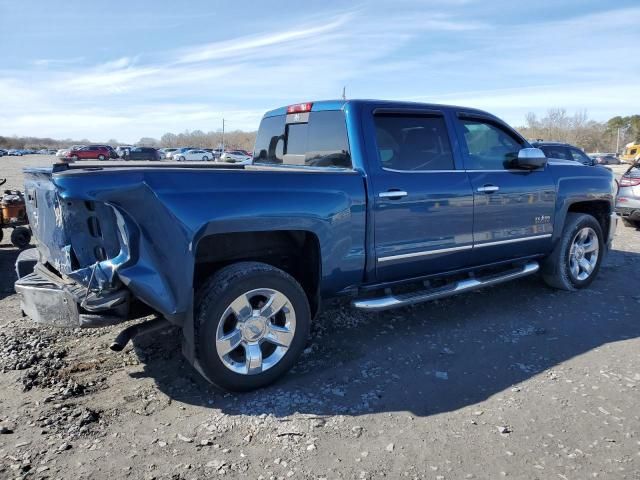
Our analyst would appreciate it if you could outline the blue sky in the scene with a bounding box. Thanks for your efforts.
[1,0,638,143]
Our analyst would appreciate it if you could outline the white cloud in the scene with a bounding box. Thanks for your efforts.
[0,4,637,142]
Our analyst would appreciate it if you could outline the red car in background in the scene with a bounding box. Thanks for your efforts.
[65,145,110,161]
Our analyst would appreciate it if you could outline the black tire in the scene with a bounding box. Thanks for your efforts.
[98,154,105,161]
[72,155,78,161]
[194,262,310,392]
[541,213,604,291]
[202,156,209,161]
[11,226,32,249]
[179,156,186,161]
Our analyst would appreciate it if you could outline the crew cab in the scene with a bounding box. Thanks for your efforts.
[15,100,617,391]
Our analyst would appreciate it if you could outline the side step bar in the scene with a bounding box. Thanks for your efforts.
[352,261,539,312]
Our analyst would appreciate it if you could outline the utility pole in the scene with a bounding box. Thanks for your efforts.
[221,118,225,152]
[341,86,346,100]
[616,127,620,155]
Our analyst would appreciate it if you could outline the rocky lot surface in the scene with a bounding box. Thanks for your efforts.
[0,156,639,479]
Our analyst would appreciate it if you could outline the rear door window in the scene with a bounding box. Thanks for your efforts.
[373,113,454,171]
[254,111,351,168]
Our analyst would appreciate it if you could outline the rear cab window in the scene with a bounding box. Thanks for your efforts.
[253,110,351,168]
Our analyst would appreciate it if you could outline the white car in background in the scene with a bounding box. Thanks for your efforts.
[56,145,84,158]
[218,150,252,164]
[159,148,178,159]
[175,149,212,161]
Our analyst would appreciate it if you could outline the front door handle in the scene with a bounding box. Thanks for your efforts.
[379,190,408,199]
[477,185,499,193]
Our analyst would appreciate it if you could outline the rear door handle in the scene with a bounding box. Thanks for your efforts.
[477,185,499,193]
[379,190,408,199]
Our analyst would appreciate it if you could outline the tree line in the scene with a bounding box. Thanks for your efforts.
[518,109,640,153]
[2,110,639,153]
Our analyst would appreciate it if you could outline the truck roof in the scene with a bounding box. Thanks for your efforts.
[262,99,495,119]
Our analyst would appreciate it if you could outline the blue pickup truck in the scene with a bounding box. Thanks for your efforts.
[15,100,617,391]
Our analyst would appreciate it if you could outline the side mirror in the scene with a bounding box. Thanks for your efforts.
[514,148,547,170]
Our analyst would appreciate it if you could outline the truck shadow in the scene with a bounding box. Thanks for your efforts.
[0,246,19,301]
[131,246,640,418]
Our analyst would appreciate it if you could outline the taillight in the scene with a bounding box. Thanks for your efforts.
[619,176,640,187]
[287,102,313,114]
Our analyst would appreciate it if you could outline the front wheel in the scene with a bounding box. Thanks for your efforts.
[542,213,604,291]
[98,154,105,160]
[194,262,310,391]
[202,155,209,161]
[179,156,186,161]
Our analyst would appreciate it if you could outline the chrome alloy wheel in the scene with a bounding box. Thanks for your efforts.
[569,227,599,281]
[215,288,296,375]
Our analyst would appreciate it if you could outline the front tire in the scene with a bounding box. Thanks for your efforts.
[179,156,186,161]
[542,213,604,291]
[194,262,310,391]
[98,154,105,160]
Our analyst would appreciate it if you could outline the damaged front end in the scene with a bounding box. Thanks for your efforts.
[15,167,134,328]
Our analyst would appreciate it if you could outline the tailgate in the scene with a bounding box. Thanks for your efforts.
[23,167,120,277]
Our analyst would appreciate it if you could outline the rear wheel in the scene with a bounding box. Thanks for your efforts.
[72,155,78,161]
[202,155,209,161]
[11,226,32,249]
[621,218,640,229]
[542,213,604,290]
[98,154,105,160]
[194,262,310,391]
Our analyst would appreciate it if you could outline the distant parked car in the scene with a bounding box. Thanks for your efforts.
[175,149,212,161]
[219,150,252,164]
[166,147,197,160]
[7,149,23,156]
[615,160,640,228]
[159,148,178,159]
[122,147,160,161]
[531,141,596,166]
[591,154,621,165]
[66,145,111,161]
[0,149,6,157]
[115,146,133,158]
[95,145,119,159]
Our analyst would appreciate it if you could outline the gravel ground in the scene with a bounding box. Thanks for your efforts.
[1,155,639,480]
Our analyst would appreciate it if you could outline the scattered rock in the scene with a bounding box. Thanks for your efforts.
[58,441,72,451]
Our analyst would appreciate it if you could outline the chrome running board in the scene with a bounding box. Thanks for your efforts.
[352,261,539,312]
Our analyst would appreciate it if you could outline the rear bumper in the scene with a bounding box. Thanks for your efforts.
[15,263,130,328]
